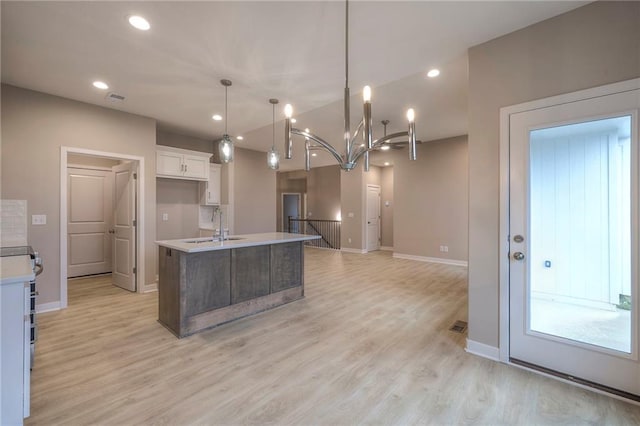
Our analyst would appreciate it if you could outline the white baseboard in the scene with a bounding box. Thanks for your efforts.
[465,338,500,362]
[143,282,158,293]
[36,301,61,313]
[380,246,393,251]
[340,248,367,254]
[392,252,468,267]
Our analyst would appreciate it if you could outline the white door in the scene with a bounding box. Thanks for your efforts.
[366,185,380,252]
[112,162,137,292]
[67,168,113,277]
[509,87,640,396]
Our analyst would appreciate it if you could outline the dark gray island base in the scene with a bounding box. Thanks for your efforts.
[156,233,318,338]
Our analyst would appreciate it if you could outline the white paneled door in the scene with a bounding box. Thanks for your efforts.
[509,87,640,396]
[366,185,381,252]
[112,162,137,292]
[67,168,113,277]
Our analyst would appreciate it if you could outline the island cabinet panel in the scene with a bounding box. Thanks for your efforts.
[158,247,181,334]
[231,246,270,304]
[185,250,231,316]
[271,242,303,293]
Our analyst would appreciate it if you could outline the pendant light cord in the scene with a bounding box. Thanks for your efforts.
[272,103,276,150]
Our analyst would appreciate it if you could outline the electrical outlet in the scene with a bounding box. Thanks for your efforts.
[348,238,352,243]
[444,246,449,253]
[32,214,46,225]
[162,213,169,221]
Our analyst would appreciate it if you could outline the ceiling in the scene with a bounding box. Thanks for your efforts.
[1,1,588,170]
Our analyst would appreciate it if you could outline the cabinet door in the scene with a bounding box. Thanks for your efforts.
[156,151,184,177]
[183,155,208,180]
[207,164,221,204]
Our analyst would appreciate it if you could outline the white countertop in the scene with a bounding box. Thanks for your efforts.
[156,232,320,253]
[0,255,35,285]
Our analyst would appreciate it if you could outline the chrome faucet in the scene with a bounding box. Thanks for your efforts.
[212,206,225,242]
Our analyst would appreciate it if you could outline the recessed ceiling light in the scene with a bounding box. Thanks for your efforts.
[427,69,440,78]
[380,145,391,151]
[291,118,297,124]
[384,162,390,166]
[128,15,150,31]
[236,136,243,140]
[92,81,109,90]
[212,114,222,121]
[311,153,317,157]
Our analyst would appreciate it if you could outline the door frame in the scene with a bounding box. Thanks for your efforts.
[499,78,640,364]
[60,147,146,308]
[281,192,301,231]
[366,184,381,252]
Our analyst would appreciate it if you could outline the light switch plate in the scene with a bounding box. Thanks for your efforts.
[162,213,169,221]
[32,214,47,225]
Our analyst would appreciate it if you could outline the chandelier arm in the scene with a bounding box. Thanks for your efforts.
[348,119,365,151]
[351,131,411,164]
[291,128,344,165]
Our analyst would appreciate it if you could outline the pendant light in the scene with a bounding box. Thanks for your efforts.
[218,79,234,163]
[267,98,280,170]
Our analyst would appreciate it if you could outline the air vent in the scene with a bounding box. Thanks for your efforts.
[105,92,125,102]
[449,320,468,334]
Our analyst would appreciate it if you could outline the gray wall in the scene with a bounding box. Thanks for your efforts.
[340,165,365,250]
[307,165,341,221]
[467,1,640,348]
[1,84,157,304]
[156,178,200,241]
[276,171,307,231]
[386,136,468,261]
[232,147,277,234]
[380,166,394,248]
[157,130,221,163]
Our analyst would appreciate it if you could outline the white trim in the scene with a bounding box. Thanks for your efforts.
[61,146,146,309]
[36,301,61,313]
[380,246,393,251]
[393,252,468,267]
[498,78,640,364]
[143,283,158,293]
[465,339,501,362]
[340,247,367,254]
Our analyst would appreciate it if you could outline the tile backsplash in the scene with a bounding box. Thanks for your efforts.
[1,199,28,247]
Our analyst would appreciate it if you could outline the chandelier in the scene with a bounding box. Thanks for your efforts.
[282,0,417,172]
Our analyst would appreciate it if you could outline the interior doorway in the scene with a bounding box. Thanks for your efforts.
[282,193,301,232]
[366,184,381,252]
[60,147,145,308]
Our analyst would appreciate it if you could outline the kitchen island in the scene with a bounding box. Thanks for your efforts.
[156,232,319,337]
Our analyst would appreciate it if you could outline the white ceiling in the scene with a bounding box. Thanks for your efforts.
[1,1,588,170]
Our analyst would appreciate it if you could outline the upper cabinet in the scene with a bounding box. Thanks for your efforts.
[156,146,211,181]
[200,163,222,205]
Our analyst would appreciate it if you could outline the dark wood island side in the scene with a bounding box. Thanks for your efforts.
[156,232,319,337]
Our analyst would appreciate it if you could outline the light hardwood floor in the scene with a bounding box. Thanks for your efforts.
[28,249,640,425]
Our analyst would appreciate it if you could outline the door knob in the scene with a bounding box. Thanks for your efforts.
[513,252,525,261]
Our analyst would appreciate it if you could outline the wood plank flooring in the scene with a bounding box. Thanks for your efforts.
[27,249,640,425]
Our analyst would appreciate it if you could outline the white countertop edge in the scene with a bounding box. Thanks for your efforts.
[1,255,35,285]
[156,232,321,253]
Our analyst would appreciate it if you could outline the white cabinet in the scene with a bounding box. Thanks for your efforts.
[156,146,211,181]
[199,163,221,205]
[1,258,33,425]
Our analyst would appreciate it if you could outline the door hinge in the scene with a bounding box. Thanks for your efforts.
[133,220,137,227]
[133,267,137,274]
[133,173,137,180]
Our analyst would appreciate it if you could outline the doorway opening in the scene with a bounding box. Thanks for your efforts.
[366,184,381,252]
[282,193,302,232]
[60,147,146,309]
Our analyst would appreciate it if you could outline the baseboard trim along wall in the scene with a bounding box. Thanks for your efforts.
[380,246,393,251]
[340,248,368,254]
[465,338,500,362]
[36,301,61,313]
[144,283,158,293]
[392,253,468,267]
